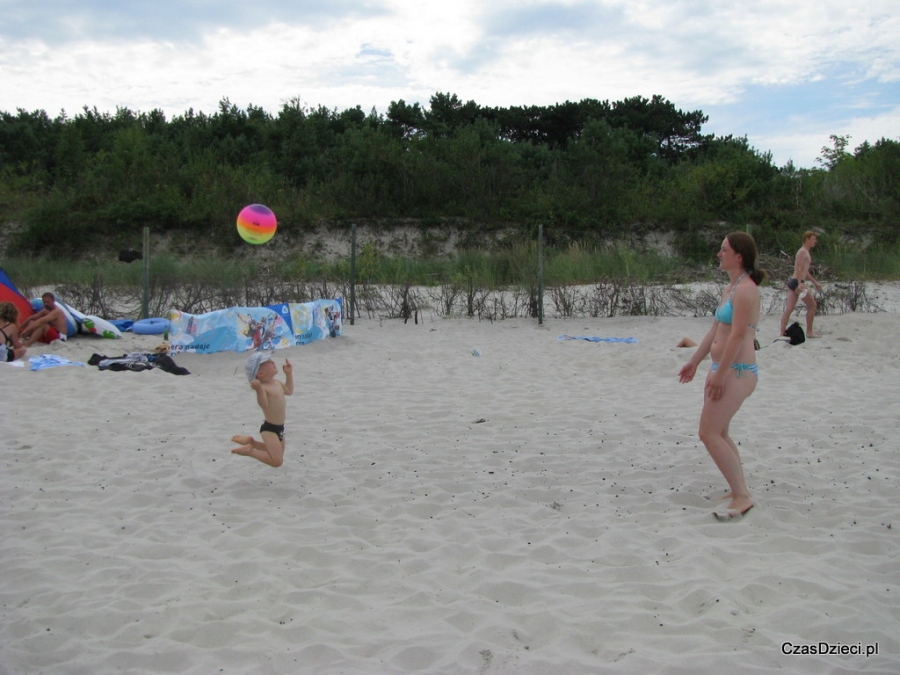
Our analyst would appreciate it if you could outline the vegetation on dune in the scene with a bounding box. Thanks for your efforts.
[1,92,898,303]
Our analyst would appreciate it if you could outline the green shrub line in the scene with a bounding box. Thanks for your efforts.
[2,97,899,260]
[5,240,898,304]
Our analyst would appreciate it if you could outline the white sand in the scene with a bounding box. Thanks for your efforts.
[2,305,899,674]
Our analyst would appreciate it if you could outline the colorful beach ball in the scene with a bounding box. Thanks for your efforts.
[236,204,277,245]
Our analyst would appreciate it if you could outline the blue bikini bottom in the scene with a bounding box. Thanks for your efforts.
[711,362,758,378]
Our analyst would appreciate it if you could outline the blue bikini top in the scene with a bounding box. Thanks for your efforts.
[714,298,734,325]
[715,272,746,325]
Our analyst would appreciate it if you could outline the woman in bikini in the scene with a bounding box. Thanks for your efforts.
[0,301,27,362]
[678,233,766,521]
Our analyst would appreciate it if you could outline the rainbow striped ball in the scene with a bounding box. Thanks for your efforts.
[236,204,277,244]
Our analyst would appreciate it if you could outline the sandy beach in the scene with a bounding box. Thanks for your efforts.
[2,300,899,673]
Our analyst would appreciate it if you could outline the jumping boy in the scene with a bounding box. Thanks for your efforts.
[231,352,294,467]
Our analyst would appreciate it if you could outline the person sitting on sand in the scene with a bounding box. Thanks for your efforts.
[231,352,294,467]
[678,232,765,521]
[779,231,823,339]
[0,301,27,362]
[21,292,68,347]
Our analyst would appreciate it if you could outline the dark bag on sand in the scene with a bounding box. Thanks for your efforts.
[784,322,805,345]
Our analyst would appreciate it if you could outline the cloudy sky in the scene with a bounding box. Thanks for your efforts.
[1,0,897,167]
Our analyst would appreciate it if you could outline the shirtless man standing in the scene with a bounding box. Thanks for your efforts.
[21,292,68,347]
[779,231,823,339]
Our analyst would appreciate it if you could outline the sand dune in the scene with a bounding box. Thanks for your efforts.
[2,305,898,674]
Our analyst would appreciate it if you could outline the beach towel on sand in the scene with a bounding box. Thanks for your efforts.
[29,354,85,370]
[557,335,638,344]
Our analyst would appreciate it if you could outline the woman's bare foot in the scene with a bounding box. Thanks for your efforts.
[713,496,754,521]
